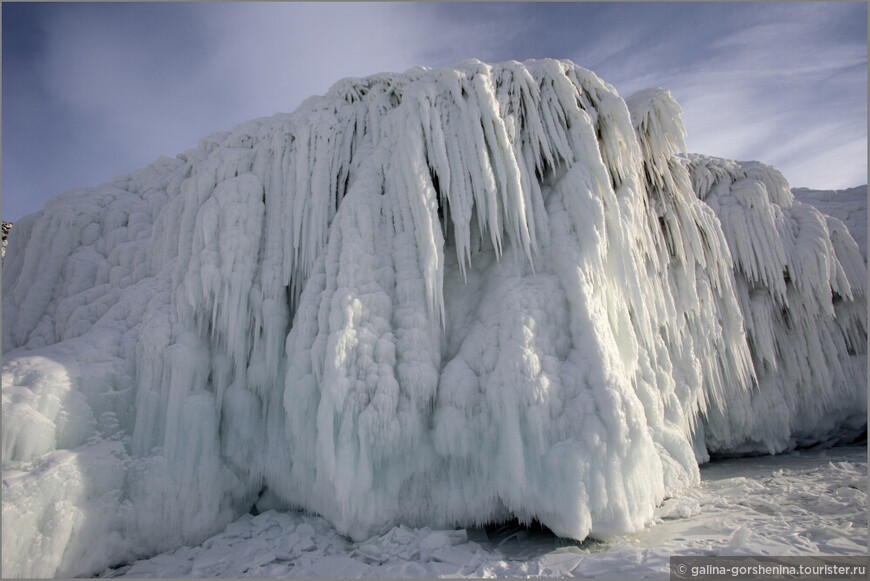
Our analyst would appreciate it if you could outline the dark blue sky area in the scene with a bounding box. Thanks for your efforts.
[3,2,867,221]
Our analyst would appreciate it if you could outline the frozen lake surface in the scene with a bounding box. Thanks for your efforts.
[102,443,867,578]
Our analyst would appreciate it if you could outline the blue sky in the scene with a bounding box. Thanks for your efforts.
[2,1,867,222]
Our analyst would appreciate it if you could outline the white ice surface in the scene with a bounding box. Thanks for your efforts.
[793,186,867,261]
[100,445,867,578]
[2,60,866,577]
[684,156,866,456]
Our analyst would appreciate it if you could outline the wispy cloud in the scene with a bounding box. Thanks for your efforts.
[2,2,866,221]
[3,3,438,221]
[3,3,221,221]
[586,2,867,189]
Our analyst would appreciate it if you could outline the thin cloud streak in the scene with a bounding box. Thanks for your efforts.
[583,3,867,190]
[2,2,866,222]
[3,3,432,221]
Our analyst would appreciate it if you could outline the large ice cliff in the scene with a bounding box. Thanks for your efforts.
[2,59,866,577]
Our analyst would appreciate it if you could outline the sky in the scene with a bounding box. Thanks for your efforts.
[2,1,867,222]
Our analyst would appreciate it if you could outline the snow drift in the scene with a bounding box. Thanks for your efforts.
[2,59,866,578]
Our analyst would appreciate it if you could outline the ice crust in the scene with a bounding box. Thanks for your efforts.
[2,59,866,577]
[101,445,870,578]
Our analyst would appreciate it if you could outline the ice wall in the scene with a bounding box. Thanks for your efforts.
[2,59,865,577]
[685,156,867,454]
[793,186,867,261]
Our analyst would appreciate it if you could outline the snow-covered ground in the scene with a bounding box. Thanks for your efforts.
[102,444,867,578]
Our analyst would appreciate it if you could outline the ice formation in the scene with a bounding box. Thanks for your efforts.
[793,186,867,261]
[1,221,11,261]
[2,59,866,578]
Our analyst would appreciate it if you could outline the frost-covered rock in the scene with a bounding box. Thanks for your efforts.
[2,59,866,578]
